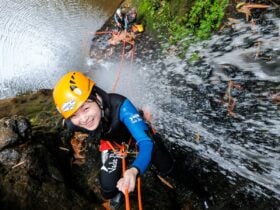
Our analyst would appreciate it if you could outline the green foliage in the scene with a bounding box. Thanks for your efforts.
[136,0,171,34]
[188,0,228,39]
[133,0,229,49]
[188,52,201,63]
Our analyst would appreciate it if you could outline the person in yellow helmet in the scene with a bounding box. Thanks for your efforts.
[53,71,175,209]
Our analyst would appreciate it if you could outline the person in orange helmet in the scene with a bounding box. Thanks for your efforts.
[53,71,175,209]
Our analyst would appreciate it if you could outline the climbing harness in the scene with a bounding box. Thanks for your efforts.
[104,139,143,210]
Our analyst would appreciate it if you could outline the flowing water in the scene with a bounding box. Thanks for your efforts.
[0,0,122,99]
[138,11,280,201]
[0,0,280,206]
[91,6,280,203]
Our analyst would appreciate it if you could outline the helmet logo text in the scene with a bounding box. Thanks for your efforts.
[62,99,76,112]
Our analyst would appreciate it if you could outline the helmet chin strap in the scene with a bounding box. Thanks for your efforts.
[92,93,111,134]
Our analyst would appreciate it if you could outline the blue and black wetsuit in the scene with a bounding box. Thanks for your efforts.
[67,86,174,199]
[101,95,153,173]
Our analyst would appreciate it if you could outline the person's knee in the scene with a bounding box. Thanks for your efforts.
[100,187,119,199]
[99,173,119,199]
[99,168,121,199]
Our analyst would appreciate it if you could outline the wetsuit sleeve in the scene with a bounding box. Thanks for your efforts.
[114,14,119,25]
[124,16,128,30]
[119,99,154,175]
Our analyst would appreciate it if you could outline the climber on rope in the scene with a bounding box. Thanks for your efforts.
[110,7,141,47]
[114,7,126,31]
[125,7,138,32]
[53,71,175,209]
[114,7,138,32]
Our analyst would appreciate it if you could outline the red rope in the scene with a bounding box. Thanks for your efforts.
[106,138,142,210]
[111,33,127,92]
[137,177,143,210]
[90,31,112,35]
[109,32,141,210]
[130,43,135,65]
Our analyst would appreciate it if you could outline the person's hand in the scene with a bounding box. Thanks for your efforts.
[116,167,138,194]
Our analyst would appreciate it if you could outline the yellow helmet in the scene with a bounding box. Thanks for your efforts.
[53,71,95,119]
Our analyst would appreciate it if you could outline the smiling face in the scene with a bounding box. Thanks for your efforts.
[70,100,102,131]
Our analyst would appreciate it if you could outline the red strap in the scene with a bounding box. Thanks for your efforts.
[99,140,114,152]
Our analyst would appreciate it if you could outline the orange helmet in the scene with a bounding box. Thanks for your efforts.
[53,71,95,119]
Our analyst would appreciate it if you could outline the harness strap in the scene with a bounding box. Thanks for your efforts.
[99,138,142,210]
[99,138,133,152]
